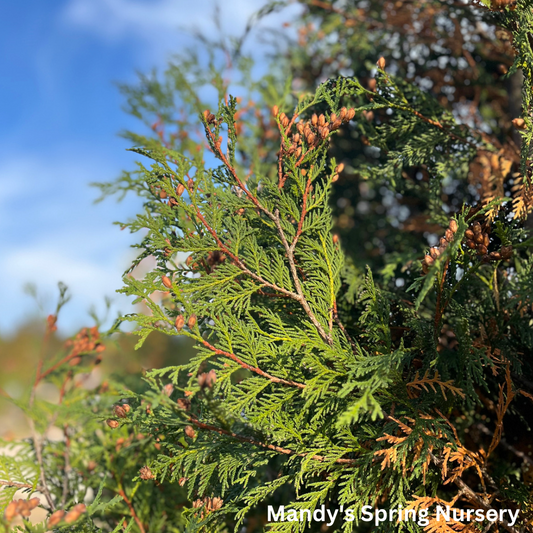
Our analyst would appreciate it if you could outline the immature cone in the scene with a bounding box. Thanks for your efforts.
[4,501,18,521]
[161,275,172,288]
[175,315,185,331]
[177,398,191,410]
[106,419,119,429]
[113,405,127,419]
[176,183,186,196]
[501,245,513,259]
[121,403,131,414]
[162,383,174,397]
[449,219,458,233]
[377,56,386,69]
[178,477,188,486]
[339,107,347,120]
[139,466,154,480]
[64,504,86,524]
[347,108,356,120]
[271,105,279,117]
[332,234,340,244]
[198,369,217,389]
[430,247,440,259]
[69,357,82,366]
[187,314,197,329]
[512,118,526,130]
[184,425,196,439]
[47,510,66,527]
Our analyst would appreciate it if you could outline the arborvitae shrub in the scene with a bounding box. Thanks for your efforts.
[1,1,533,532]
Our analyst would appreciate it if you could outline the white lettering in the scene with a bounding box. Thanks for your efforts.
[436,506,450,522]
[313,505,325,522]
[299,509,311,522]
[475,509,485,521]
[375,509,387,525]
[507,510,519,527]
[345,509,355,522]
[268,506,284,522]
[486,510,498,521]
[361,505,373,522]
[326,508,338,526]
[418,509,429,527]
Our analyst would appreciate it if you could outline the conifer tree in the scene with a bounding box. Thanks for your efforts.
[1,1,533,532]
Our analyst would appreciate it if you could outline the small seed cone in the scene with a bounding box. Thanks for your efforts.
[271,105,279,117]
[184,425,196,439]
[512,117,526,130]
[106,419,119,429]
[175,315,185,331]
[139,466,154,480]
[161,275,172,288]
[377,56,386,69]
[187,314,197,329]
[162,383,174,397]
[47,510,66,527]
[4,501,18,521]
[114,405,127,419]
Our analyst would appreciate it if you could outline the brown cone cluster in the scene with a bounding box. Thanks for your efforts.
[139,466,154,480]
[177,398,191,410]
[192,496,224,517]
[46,504,86,528]
[465,221,513,262]
[198,369,217,389]
[277,107,356,161]
[422,219,458,274]
[203,110,216,125]
[465,221,490,256]
[4,498,40,521]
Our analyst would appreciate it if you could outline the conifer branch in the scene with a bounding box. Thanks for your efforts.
[201,339,305,388]
[273,209,333,345]
[117,487,146,533]
[0,480,44,491]
[193,206,298,300]
[188,417,357,465]
[204,126,271,217]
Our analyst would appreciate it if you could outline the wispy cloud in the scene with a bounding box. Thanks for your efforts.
[61,0,265,42]
[0,152,140,335]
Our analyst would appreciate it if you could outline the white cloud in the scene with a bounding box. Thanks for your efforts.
[61,0,266,42]
[0,152,141,335]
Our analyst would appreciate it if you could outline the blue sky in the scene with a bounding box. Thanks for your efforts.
[0,0,300,336]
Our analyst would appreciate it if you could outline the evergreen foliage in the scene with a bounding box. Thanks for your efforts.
[2,1,533,532]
